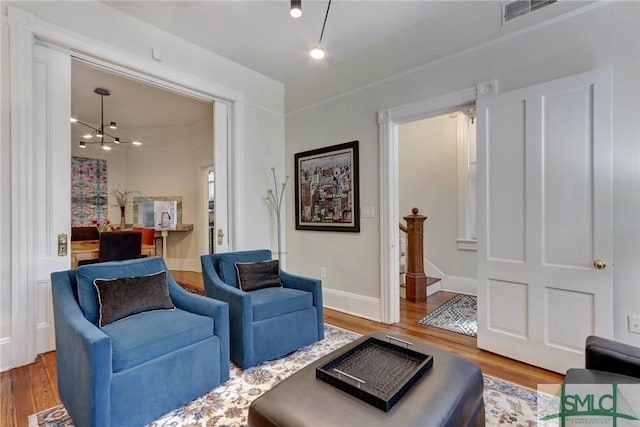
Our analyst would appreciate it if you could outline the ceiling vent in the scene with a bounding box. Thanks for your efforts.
[502,0,556,24]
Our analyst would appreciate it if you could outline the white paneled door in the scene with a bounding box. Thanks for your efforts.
[34,45,72,355]
[476,69,613,373]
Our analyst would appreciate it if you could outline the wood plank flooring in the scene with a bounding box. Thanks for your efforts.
[1,271,563,427]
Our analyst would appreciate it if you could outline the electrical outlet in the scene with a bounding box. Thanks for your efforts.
[320,267,327,278]
[629,316,640,334]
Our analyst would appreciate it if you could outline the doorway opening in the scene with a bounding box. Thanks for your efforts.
[70,60,215,271]
[397,108,477,304]
[377,86,479,325]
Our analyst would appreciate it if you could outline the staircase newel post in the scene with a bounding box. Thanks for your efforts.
[403,208,427,303]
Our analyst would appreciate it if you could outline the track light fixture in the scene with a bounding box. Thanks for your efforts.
[290,0,302,18]
[310,0,331,60]
[71,88,142,150]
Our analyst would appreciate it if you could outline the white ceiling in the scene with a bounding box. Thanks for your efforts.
[102,0,459,84]
[72,61,212,129]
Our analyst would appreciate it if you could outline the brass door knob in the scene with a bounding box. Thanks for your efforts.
[593,259,607,270]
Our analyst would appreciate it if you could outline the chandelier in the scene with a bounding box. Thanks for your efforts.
[70,88,142,151]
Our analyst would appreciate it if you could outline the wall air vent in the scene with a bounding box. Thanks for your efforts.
[502,0,557,24]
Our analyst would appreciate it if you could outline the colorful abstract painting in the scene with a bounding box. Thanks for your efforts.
[71,157,108,226]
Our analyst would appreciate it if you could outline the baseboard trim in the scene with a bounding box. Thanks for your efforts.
[441,275,477,295]
[165,258,201,272]
[323,287,381,322]
[0,337,12,372]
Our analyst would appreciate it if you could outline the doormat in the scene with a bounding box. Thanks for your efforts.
[417,294,477,337]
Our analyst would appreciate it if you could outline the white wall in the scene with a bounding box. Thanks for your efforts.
[0,2,284,369]
[398,114,476,279]
[285,2,640,345]
[123,117,213,269]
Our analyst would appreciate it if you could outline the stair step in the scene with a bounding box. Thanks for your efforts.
[398,277,441,287]
[427,277,441,286]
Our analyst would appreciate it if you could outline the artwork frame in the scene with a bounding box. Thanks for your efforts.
[295,141,360,232]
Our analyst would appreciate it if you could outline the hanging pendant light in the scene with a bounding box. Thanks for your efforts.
[290,0,302,18]
[310,45,325,59]
[310,0,332,60]
[70,88,142,149]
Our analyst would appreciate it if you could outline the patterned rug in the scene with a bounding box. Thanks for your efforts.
[176,281,205,296]
[29,324,551,427]
[417,293,478,337]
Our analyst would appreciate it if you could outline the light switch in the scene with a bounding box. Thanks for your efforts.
[361,206,375,218]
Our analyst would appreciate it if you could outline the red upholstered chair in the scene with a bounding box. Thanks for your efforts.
[132,226,156,256]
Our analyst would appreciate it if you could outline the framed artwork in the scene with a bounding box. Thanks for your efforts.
[294,141,360,232]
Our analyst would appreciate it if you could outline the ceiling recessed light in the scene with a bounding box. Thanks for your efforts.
[70,117,78,123]
[102,145,112,151]
[132,141,142,146]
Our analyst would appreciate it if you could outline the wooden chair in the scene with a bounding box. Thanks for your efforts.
[78,231,142,266]
[71,226,100,241]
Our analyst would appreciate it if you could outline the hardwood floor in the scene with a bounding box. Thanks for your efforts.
[1,271,563,427]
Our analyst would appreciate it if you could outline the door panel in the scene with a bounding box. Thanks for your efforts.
[487,99,526,262]
[34,45,71,354]
[543,87,595,267]
[213,102,229,252]
[477,69,612,373]
[487,279,528,338]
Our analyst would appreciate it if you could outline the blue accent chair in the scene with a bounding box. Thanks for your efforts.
[51,257,230,427]
[201,250,324,369]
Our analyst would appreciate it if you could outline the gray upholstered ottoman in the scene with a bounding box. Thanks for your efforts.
[248,331,485,427]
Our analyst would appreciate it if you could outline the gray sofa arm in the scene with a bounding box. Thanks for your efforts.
[585,335,640,378]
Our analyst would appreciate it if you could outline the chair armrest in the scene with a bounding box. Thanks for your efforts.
[280,270,324,340]
[201,255,256,366]
[585,335,640,378]
[51,271,112,427]
[168,276,230,380]
[281,270,322,305]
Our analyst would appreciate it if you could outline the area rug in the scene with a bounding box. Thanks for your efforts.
[29,324,553,427]
[176,281,205,296]
[417,293,477,337]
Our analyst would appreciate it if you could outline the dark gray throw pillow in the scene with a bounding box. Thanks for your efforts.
[235,260,283,292]
[93,270,175,327]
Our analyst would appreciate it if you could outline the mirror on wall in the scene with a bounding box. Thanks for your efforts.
[133,196,182,229]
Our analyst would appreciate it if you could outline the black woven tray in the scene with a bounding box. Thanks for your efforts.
[316,336,433,412]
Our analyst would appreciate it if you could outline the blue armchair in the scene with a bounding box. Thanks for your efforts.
[201,250,324,368]
[51,257,230,427]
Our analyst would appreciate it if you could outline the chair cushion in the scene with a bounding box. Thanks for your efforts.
[76,257,170,325]
[219,250,271,288]
[102,308,214,372]
[94,271,175,327]
[251,287,313,322]
[236,260,283,292]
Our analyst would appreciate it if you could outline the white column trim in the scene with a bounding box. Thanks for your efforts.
[378,86,478,325]
[8,6,37,368]
[378,109,399,324]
